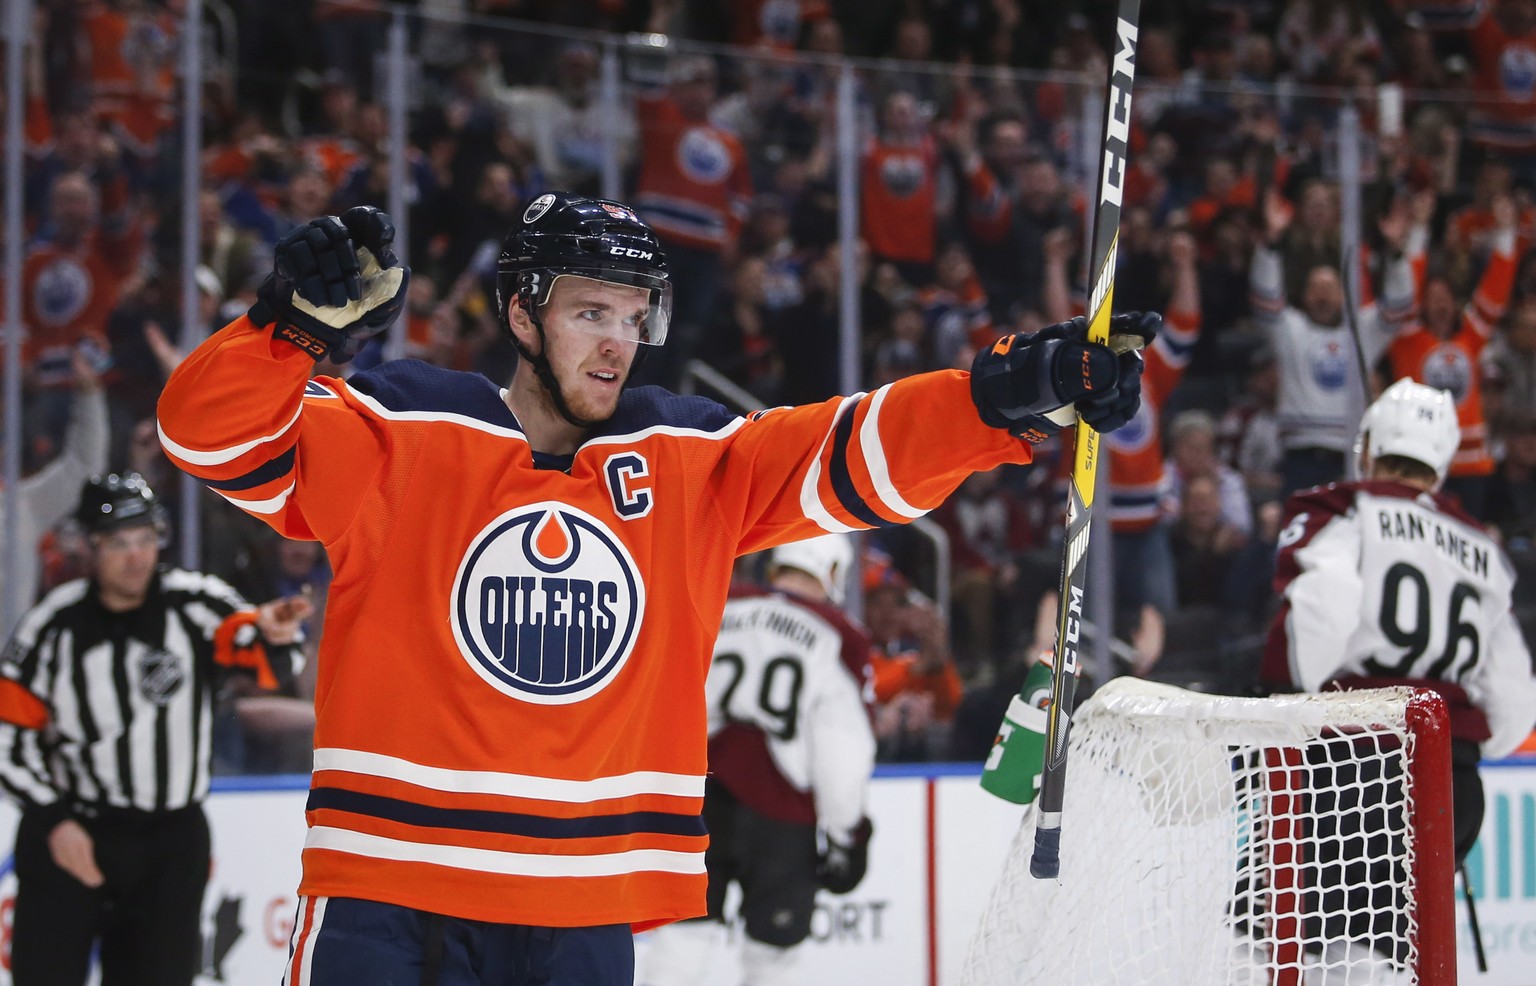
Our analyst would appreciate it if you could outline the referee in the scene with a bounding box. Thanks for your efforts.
[0,473,310,986]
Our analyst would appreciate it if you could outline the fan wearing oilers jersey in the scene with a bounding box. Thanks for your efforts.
[1262,378,1536,983]
[641,534,875,986]
[156,191,1159,984]
[1250,190,1417,496]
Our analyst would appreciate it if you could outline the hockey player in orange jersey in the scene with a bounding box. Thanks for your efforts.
[156,192,1160,984]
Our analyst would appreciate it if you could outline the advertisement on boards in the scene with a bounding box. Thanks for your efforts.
[0,762,1528,985]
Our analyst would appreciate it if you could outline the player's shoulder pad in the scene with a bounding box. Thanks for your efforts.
[1353,479,1494,533]
[1282,480,1360,524]
[342,360,517,428]
[597,385,739,437]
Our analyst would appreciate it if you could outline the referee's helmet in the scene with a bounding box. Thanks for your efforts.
[77,473,168,536]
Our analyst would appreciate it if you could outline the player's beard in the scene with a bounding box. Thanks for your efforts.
[545,358,628,426]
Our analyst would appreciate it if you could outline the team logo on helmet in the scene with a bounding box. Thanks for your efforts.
[523,193,557,225]
[451,502,645,705]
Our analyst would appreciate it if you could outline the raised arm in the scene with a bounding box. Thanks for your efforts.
[714,313,1161,555]
[157,208,409,542]
[21,352,108,530]
[1250,188,1292,327]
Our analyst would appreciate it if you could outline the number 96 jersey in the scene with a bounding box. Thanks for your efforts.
[1263,479,1536,760]
[705,584,875,839]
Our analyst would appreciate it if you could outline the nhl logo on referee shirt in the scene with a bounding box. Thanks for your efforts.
[450,502,646,704]
[138,647,186,705]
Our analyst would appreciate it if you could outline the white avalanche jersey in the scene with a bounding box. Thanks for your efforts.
[1265,480,1536,759]
[706,585,874,839]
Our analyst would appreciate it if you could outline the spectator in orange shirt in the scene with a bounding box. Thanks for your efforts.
[631,55,753,389]
[863,556,963,762]
[1446,157,1535,268]
[1385,191,1523,517]
[1460,0,1536,169]
[862,89,940,283]
[77,0,179,162]
[20,169,143,449]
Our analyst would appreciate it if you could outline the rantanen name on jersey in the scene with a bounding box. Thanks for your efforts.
[1376,507,1491,579]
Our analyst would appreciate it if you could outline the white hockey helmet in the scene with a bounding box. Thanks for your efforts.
[771,533,855,604]
[1355,378,1460,485]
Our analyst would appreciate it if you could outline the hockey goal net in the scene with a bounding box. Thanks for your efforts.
[960,679,1455,986]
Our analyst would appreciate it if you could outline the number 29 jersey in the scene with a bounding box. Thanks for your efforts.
[1264,479,1536,760]
[705,584,875,840]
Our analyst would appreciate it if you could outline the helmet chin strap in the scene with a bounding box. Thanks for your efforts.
[511,297,604,430]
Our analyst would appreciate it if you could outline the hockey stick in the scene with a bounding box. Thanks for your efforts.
[1335,103,1375,405]
[1460,863,1489,973]
[1029,0,1141,881]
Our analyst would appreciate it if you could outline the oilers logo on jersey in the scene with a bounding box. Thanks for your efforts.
[450,502,646,705]
[1421,344,1473,403]
[677,127,733,184]
[1310,337,1351,389]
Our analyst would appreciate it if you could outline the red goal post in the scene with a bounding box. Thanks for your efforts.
[960,679,1456,985]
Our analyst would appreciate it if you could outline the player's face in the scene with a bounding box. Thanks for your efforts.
[539,276,652,421]
[91,524,160,609]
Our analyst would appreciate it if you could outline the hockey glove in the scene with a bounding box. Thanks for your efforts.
[251,206,410,363]
[1077,311,1161,434]
[817,817,873,894]
[970,317,1119,444]
[970,312,1163,442]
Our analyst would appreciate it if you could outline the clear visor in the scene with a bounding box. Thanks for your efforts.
[540,273,672,346]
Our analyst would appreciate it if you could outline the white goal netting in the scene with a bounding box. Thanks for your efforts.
[960,679,1453,986]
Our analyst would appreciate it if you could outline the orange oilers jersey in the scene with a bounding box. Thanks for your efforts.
[1467,9,1536,151]
[861,137,938,264]
[1386,232,1521,477]
[21,225,144,386]
[79,2,177,153]
[869,648,963,721]
[633,95,752,252]
[155,317,1032,929]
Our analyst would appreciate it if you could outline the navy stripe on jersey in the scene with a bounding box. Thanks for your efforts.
[307,787,708,840]
[347,360,520,427]
[344,362,738,438]
[202,446,297,491]
[600,386,738,435]
[829,398,897,529]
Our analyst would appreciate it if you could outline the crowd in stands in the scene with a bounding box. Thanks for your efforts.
[7,0,1536,767]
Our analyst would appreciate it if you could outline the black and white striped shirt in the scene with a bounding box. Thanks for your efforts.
[0,569,299,815]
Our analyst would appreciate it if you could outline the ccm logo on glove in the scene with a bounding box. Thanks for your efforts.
[970,312,1162,443]
[250,206,411,364]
